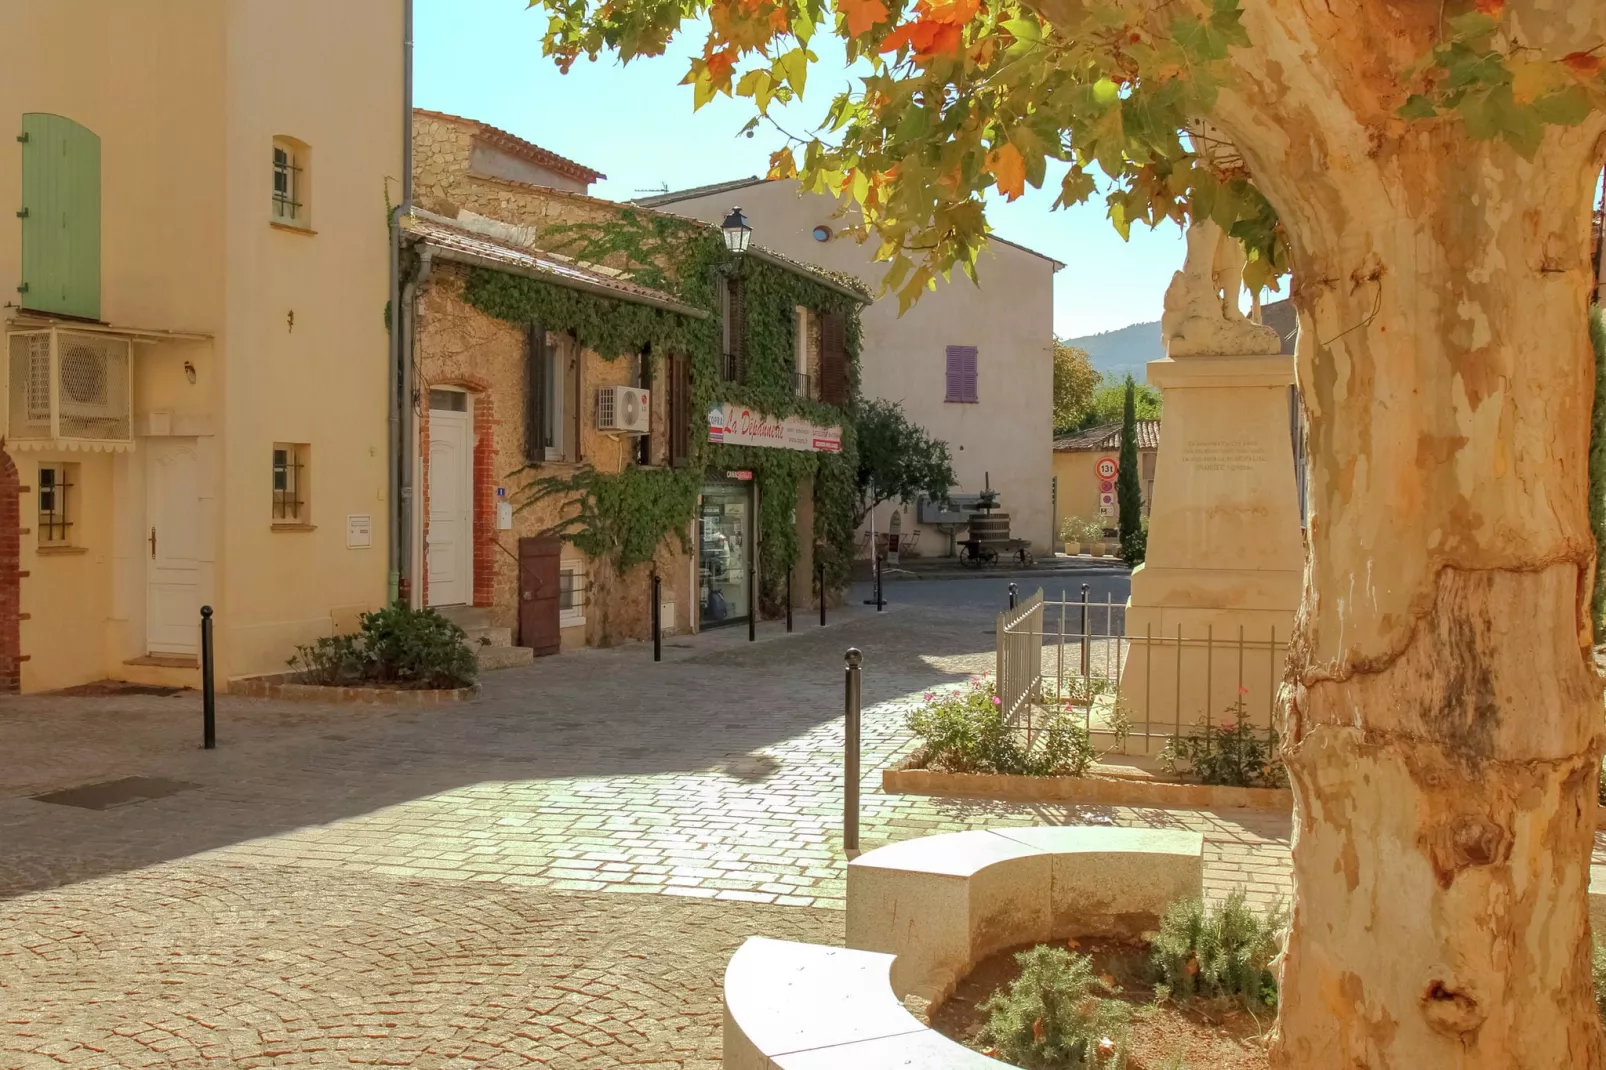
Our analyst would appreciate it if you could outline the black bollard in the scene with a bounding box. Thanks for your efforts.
[1009,582,1018,610]
[844,648,862,852]
[818,561,827,627]
[748,555,756,642]
[875,554,884,612]
[786,568,794,633]
[1080,582,1091,677]
[200,605,216,750]
[651,573,662,663]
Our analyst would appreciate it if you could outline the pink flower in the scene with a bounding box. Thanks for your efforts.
[1238,686,1250,695]
[992,696,1002,706]
[924,692,934,700]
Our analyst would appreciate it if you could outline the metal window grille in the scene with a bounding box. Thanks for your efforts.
[272,145,302,223]
[272,444,307,522]
[38,465,71,545]
[559,567,588,617]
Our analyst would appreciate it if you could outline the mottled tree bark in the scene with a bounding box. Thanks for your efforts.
[1032,0,1606,1064]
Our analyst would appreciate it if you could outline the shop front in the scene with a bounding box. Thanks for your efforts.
[699,474,755,627]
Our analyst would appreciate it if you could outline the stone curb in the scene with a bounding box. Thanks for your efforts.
[227,672,479,706]
[882,763,1291,812]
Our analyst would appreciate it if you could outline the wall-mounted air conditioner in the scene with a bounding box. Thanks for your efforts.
[4,327,134,449]
[597,386,650,434]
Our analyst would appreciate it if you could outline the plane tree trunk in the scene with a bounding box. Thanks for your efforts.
[1028,0,1606,1064]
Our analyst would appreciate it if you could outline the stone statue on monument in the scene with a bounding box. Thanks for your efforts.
[1160,219,1282,358]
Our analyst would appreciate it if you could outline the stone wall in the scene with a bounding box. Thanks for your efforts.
[413,264,693,648]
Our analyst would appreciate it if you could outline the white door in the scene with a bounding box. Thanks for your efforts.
[427,401,473,606]
[147,439,201,656]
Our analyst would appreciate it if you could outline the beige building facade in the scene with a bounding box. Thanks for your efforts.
[0,0,399,692]
[641,179,1061,554]
[1052,420,1159,544]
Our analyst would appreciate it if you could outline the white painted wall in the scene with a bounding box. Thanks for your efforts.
[655,180,1058,554]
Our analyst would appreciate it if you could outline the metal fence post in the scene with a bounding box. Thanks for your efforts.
[200,606,216,750]
[748,556,757,642]
[818,560,827,626]
[786,568,794,633]
[875,554,884,611]
[1079,582,1091,678]
[844,648,862,852]
[1009,582,1017,610]
[651,573,662,663]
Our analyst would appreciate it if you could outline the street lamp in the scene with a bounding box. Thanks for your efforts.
[721,206,752,254]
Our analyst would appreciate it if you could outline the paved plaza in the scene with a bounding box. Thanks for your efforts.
[4,576,1295,1068]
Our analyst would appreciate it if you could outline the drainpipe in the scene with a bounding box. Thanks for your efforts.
[399,246,432,606]
[388,0,415,605]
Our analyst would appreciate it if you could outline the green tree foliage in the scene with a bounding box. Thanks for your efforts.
[1116,376,1145,565]
[1053,340,1101,433]
[1077,375,1161,432]
[1150,889,1286,1008]
[853,397,956,527]
[1592,305,1606,642]
[978,945,1130,1069]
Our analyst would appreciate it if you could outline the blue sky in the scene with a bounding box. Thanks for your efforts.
[413,0,1186,338]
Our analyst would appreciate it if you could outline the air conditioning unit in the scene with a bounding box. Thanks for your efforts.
[597,386,650,434]
[5,328,133,447]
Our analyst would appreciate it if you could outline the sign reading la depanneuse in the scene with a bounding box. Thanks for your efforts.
[707,403,842,453]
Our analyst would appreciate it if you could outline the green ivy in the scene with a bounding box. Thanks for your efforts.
[460,209,865,611]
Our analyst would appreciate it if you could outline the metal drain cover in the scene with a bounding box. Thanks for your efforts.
[31,776,200,810]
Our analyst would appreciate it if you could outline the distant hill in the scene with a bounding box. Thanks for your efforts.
[1063,320,1162,382]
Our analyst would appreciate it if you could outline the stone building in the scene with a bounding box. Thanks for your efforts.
[399,114,870,659]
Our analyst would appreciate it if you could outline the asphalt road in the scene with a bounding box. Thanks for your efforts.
[848,571,1132,619]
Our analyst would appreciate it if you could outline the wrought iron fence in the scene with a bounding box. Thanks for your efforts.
[994,588,1289,758]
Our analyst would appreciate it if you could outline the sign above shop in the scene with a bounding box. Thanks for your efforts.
[726,470,754,481]
[708,403,843,453]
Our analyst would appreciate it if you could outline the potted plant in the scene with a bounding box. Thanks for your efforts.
[1058,516,1100,556]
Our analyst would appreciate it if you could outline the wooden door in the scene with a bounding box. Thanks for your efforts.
[427,400,472,606]
[518,536,561,656]
[146,439,200,656]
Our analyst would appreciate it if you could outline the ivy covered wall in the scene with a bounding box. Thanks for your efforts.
[458,206,866,615]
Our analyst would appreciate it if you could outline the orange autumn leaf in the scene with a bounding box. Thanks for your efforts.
[839,0,891,37]
[988,142,1026,201]
[1474,0,1503,13]
[925,0,980,25]
[705,47,738,85]
[1563,51,1605,77]
[879,18,962,57]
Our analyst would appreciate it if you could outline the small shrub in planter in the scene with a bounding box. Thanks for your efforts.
[1150,889,1286,1009]
[1160,700,1285,788]
[979,945,1130,1069]
[290,603,477,690]
[908,677,1097,777]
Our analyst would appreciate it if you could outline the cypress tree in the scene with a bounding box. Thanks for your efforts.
[1117,375,1145,566]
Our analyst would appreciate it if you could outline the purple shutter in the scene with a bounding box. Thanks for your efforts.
[946,345,977,402]
[945,345,962,401]
[962,346,978,402]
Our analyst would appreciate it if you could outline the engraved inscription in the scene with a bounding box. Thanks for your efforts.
[1182,438,1267,472]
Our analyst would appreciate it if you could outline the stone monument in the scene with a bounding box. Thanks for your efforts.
[1118,218,1304,735]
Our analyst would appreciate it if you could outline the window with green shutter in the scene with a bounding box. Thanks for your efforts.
[18,114,101,320]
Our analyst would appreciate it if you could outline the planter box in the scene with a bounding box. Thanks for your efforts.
[228,670,478,706]
[883,759,1291,812]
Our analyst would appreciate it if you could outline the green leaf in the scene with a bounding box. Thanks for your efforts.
[1092,77,1119,106]
[1397,94,1439,120]
[1533,85,1591,127]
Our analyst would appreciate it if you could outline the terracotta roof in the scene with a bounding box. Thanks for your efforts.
[401,211,706,319]
[1054,419,1161,452]
[413,108,605,185]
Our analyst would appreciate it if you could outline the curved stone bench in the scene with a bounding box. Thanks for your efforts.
[847,826,1204,1003]
[723,937,999,1069]
[722,826,1206,1067]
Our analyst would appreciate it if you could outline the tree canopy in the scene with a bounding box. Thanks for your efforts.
[1052,340,1100,433]
[852,397,957,526]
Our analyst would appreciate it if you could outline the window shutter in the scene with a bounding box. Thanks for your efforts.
[820,312,848,407]
[20,114,100,320]
[668,351,692,467]
[525,322,548,464]
[731,277,749,383]
[945,345,977,402]
[962,346,978,402]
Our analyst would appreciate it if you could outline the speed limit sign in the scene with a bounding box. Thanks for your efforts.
[1096,457,1118,480]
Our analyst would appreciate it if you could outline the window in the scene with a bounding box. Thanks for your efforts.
[272,443,310,524]
[720,277,747,383]
[271,137,310,228]
[19,114,100,319]
[38,464,76,546]
[559,559,586,625]
[525,326,576,464]
[812,225,832,242]
[794,307,818,399]
[637,345,654,466]
[945,345,979,403]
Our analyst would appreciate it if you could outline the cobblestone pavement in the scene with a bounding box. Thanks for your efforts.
[0,586,1358,1066]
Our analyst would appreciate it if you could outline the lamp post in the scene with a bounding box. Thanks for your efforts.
[721,206,752,255]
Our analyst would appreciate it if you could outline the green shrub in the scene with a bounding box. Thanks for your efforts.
[1118,523,1147,567]
[1059,515,1104,544]
[979,945,1130,1069]
[1150,890,1286,1008]
[290,603,477,690]
[909,678,1097,777]
[1160,700,1285,788]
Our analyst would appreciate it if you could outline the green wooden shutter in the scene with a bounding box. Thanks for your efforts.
[19,114,101,320]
